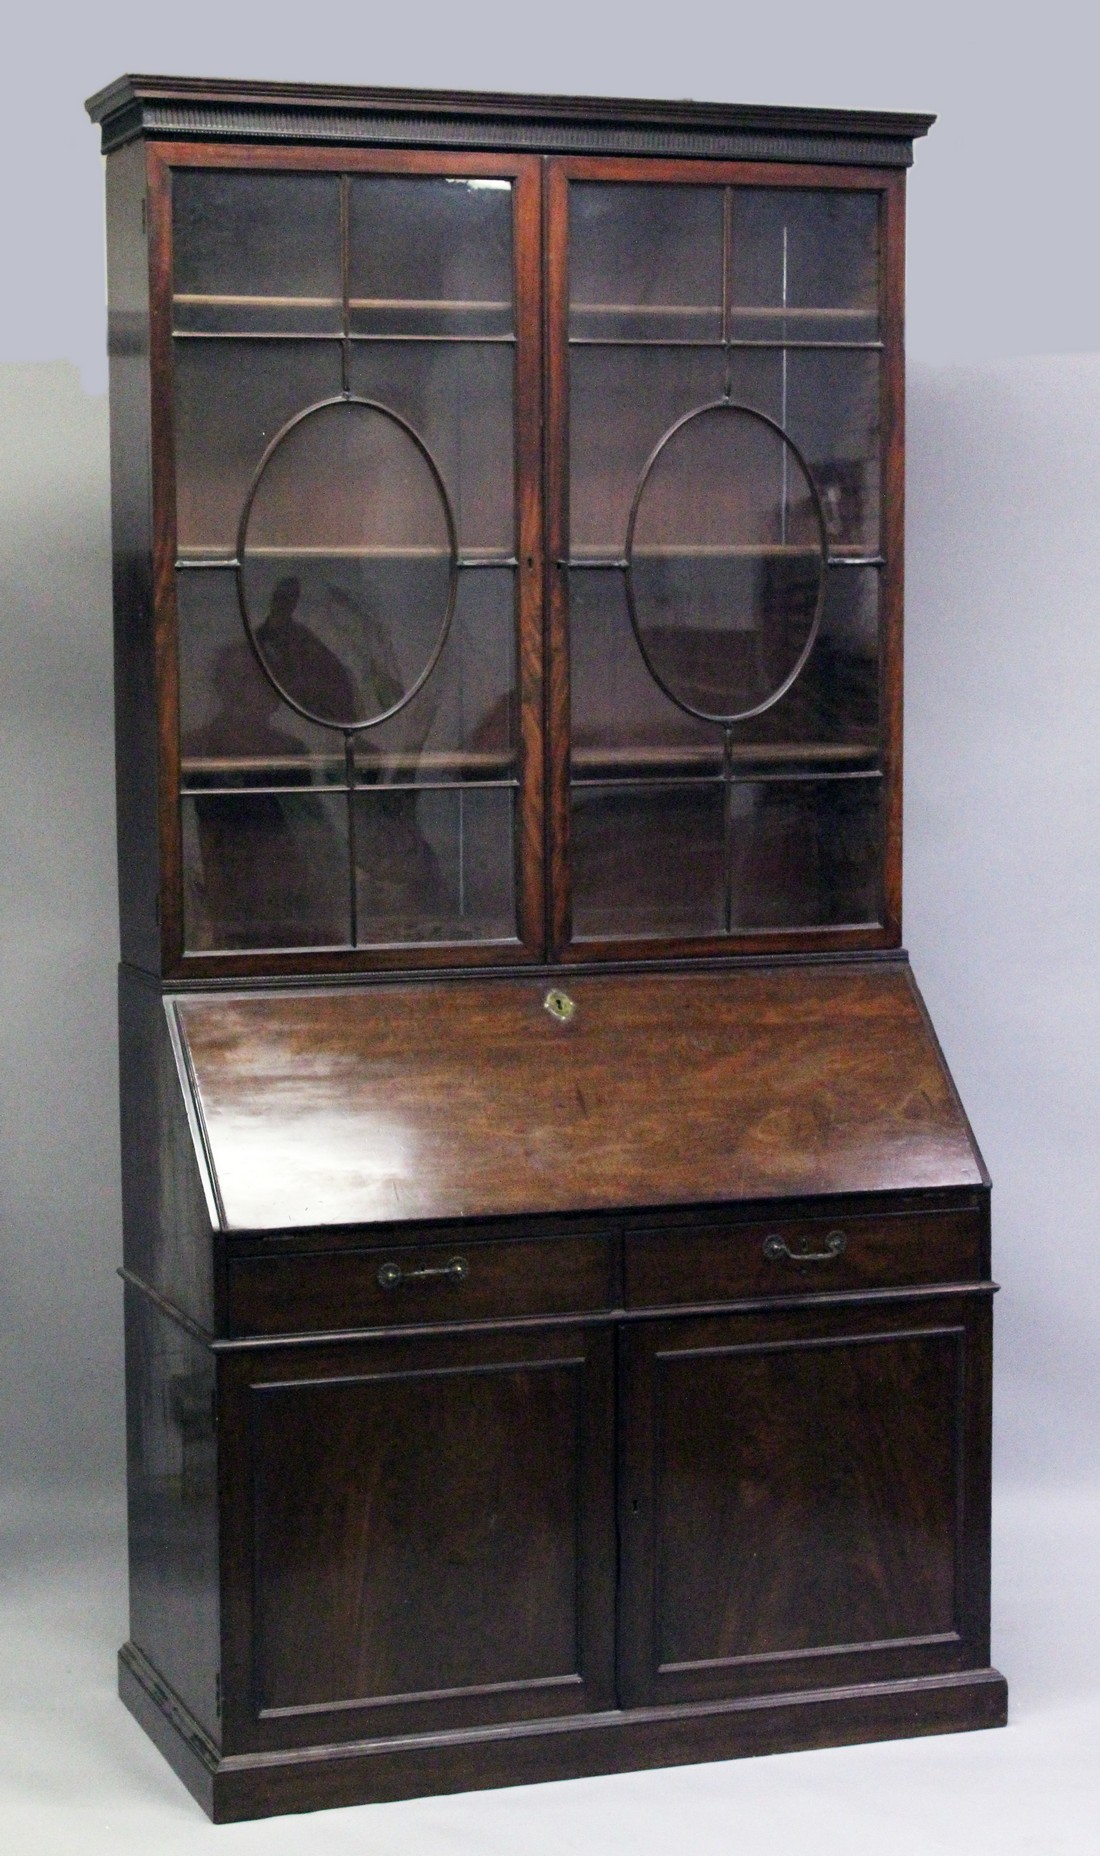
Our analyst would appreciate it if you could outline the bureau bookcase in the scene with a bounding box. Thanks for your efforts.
[87,75,1006,1821]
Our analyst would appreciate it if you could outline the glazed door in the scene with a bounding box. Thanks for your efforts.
[547,157,904,960]
[617,1294,992,1707]
[151,142,544,975]
[219,1322,615,1753]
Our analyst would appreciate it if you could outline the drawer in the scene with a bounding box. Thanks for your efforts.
[625,1209,982,1309]
[226,1233,616,1337]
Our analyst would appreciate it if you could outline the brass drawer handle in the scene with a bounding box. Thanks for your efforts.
[377,1257,469,1289]
[763,1230,846,1264]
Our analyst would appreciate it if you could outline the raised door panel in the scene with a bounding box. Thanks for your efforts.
[618,1294,992,1707]
[219,1323,615,1751]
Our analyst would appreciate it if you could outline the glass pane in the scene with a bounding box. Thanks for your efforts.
[178,570,342,790]
[787,351,881,554]
[354,787,515,943]
[569,183,723,342]
[734,566,880,762]
[349,175,513,337]
[729,189,879,343]
[350,343,513,555]
[569,347,724,556]
[172,171,343,335]
[569,571,720,777]
[629,404,823,720]
[355,570,516,784]
[727,349,881,555]
[571,784,724,939]
[728,777,882,929]
[174,340,342,556]
[240,399,452,729]
[182,791,350,951]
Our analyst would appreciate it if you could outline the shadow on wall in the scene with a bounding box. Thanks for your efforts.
[0,360,121,1496]
[1,353,1100,1501]
[905,353,1100,1493]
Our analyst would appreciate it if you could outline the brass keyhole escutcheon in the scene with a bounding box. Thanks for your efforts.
[543,988,576,1024]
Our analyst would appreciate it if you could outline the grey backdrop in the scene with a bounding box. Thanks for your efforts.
[4,0,1098,1503]
[2,10,1099,1844]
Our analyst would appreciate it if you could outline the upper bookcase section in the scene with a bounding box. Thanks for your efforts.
[86,75,934,168]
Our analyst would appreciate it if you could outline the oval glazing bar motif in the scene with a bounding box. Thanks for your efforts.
[624,399,827,726]
[237,396,459,735]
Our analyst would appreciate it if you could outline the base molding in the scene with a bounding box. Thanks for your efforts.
[119,1642,1008,1824]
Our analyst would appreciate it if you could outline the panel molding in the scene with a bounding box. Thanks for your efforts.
[618,1307,973,1707]
[658,1628,962,1676]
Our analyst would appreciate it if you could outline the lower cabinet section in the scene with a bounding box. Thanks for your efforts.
[617,1295,992,1707]
[122,1278,1002,1819]
[217,1322,617,1751]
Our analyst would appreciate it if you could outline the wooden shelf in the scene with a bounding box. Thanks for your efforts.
[244,546,454,560]
[173,292,511,311]
[176,547,513,565]
[631,544,822,560]
[731,305,877,321]
[570,544,878,565]
[181,749,516,784]
[570,301,875,320]
[571,740,879,779]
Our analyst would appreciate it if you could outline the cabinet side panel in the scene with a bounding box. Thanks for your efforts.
[879,170,906,941]
[106,141,161,972]
[124,1286,221,1742]
[119,966,218,1325]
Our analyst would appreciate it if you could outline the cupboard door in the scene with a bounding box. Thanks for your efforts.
[618,1294,992,1707]
[219,1322,615,1751]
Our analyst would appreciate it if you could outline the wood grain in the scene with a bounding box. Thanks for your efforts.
[624,1206,982,1306]
[617,1295,980,1707]
[218,1324,616,1750]
[176,961,985,1231]
[226,1231,616,1335]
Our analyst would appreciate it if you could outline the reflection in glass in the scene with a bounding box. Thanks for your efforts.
[355,570,516,784]
[178,571,342,789]
[350,342,514,554]
[569,571,720,774]
[172,171,343,335]
[735,566,880,757]
[728,778,882,929]
[355,787,515,943]
[182,791,350,951]
[569,184,723,342]
[350,176,513,337]
[628,404,824,720]
[726,349,881,555]
[571,784,725,940]
[569,347,724,554]
[786,351,880,553]
[729,187,879,343]
[240,399,453,729]
[174,340,342,555]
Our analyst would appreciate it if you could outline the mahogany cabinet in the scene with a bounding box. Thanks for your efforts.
[88,75,1006,1821]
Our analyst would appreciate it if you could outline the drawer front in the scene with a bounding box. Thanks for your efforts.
[227,1234,616,1336]
[625,1209,982,1308]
